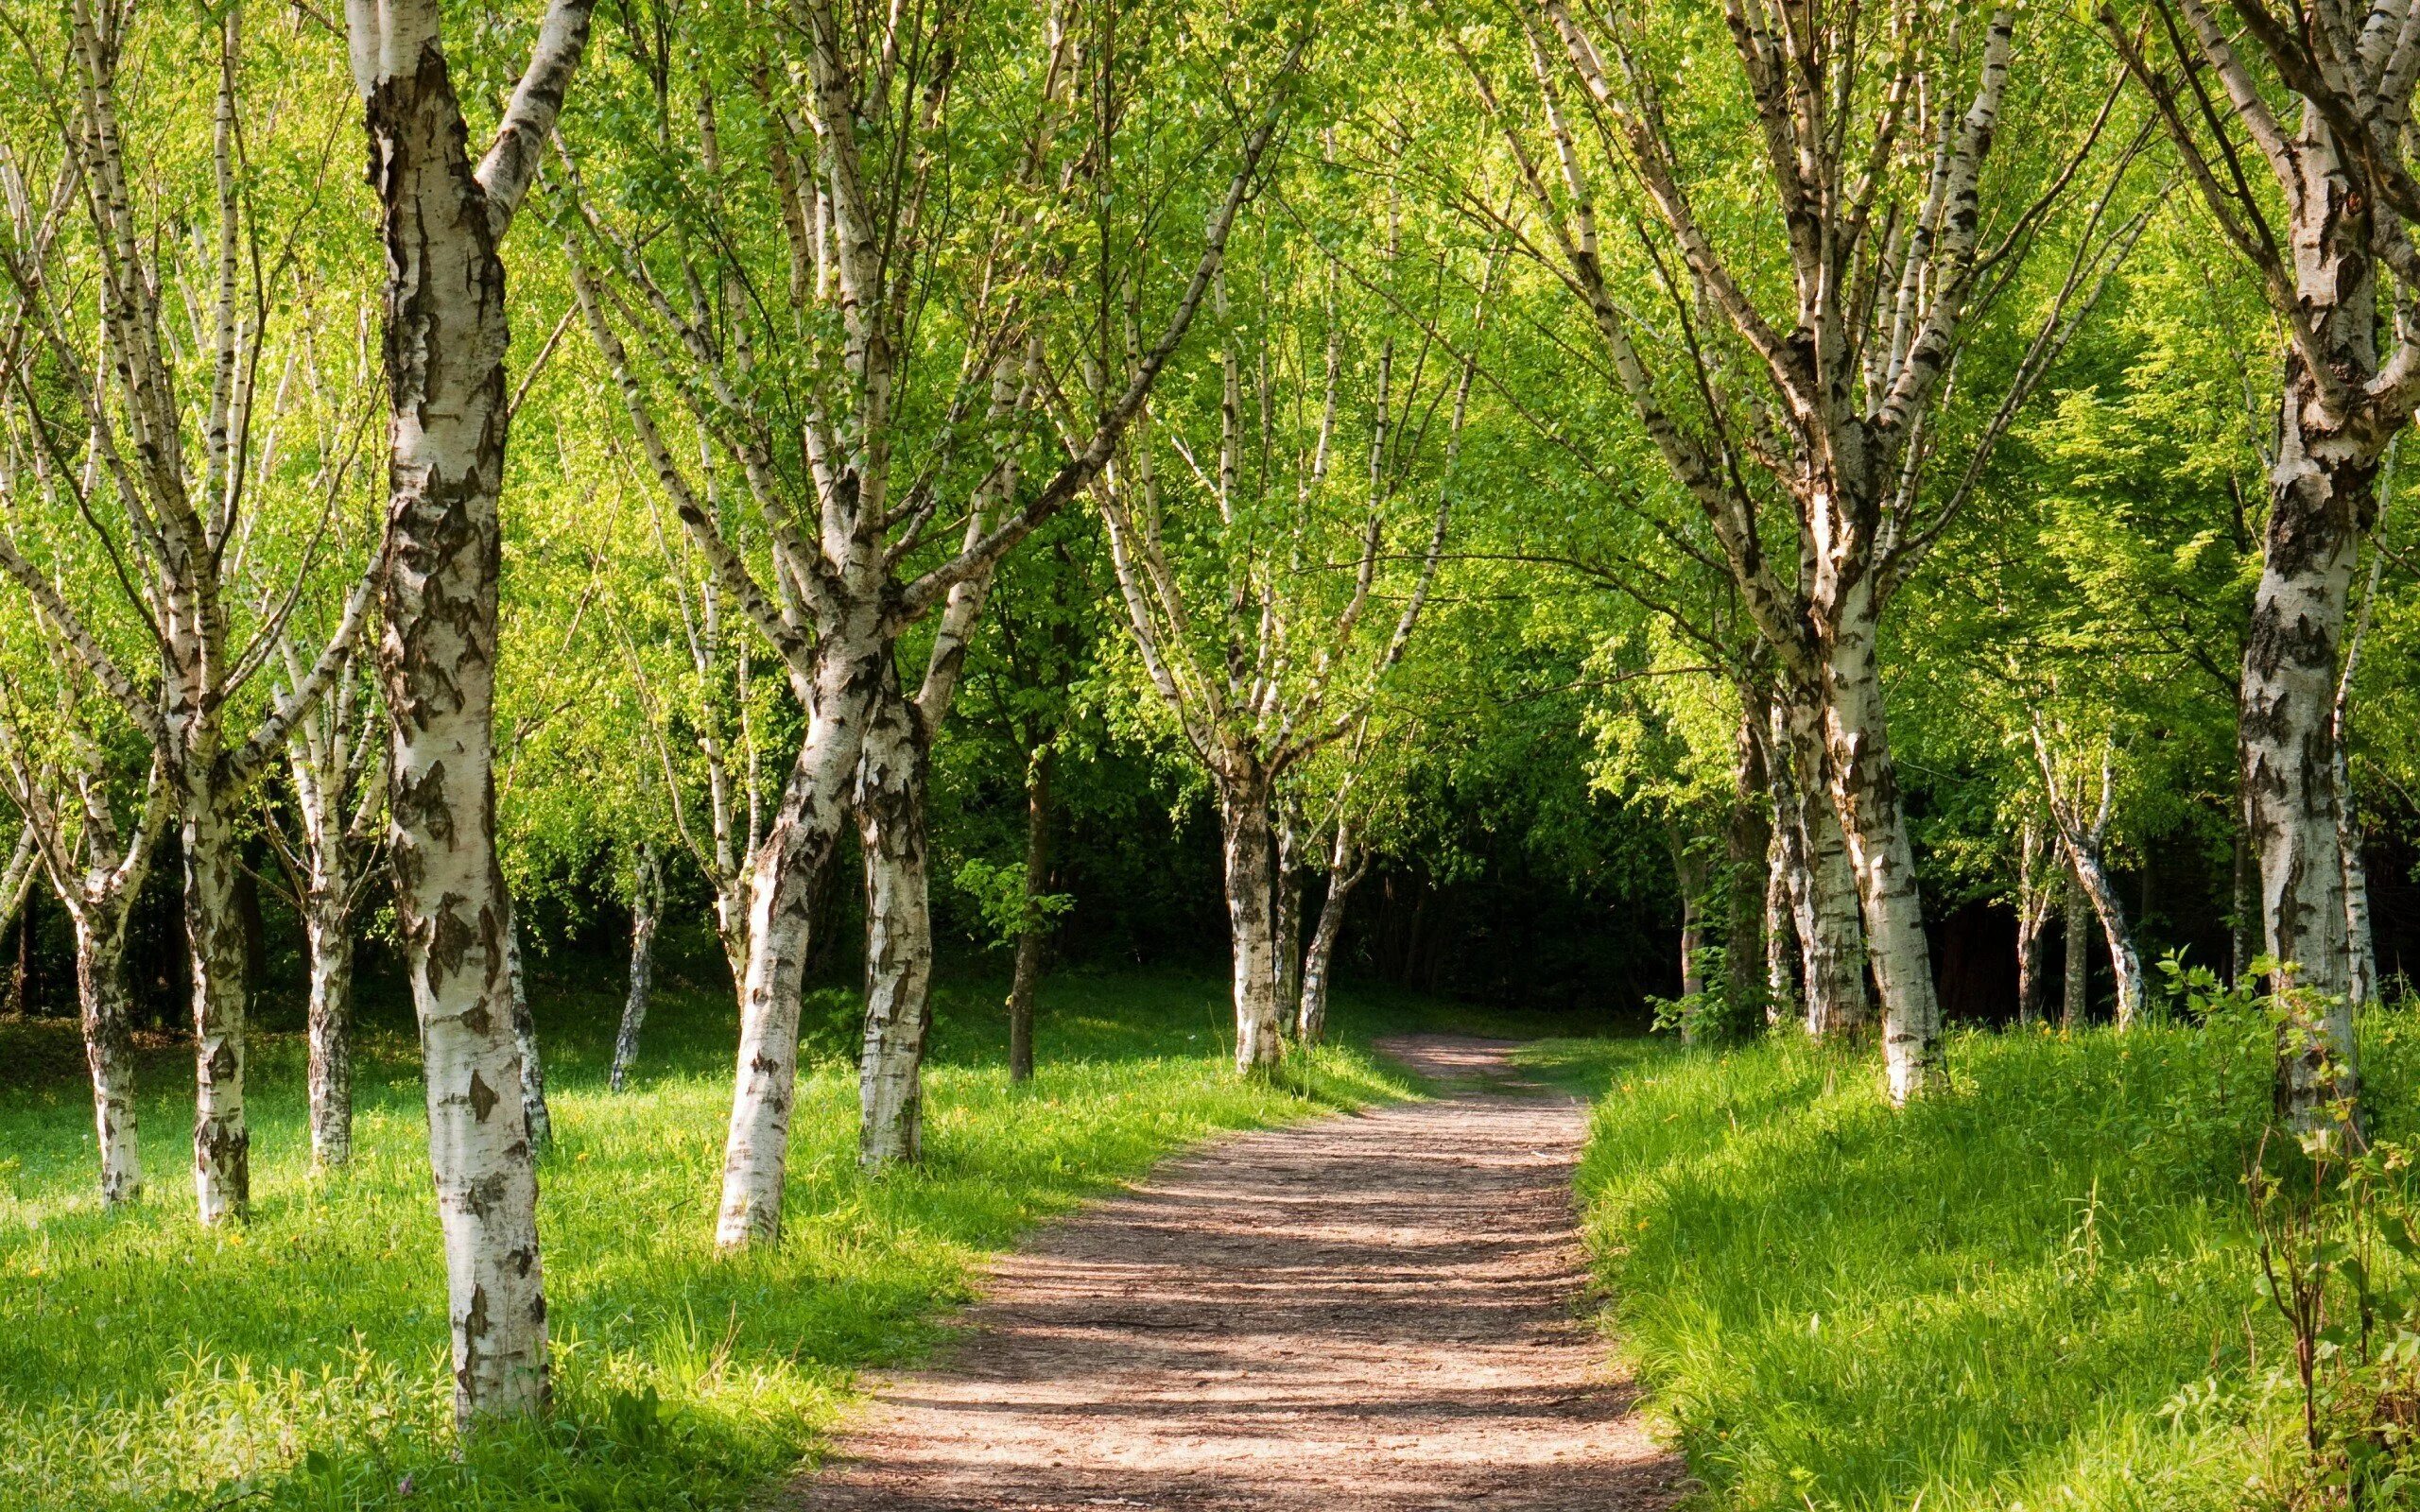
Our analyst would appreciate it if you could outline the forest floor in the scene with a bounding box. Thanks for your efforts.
[790,1034,1681,1512]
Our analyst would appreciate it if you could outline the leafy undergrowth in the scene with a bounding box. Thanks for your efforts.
[0,969,1412,1511]
[1521,1009,2420,1512]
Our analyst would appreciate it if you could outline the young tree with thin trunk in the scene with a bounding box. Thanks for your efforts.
[0,0,380,1222]
[2014,817,2057,1027]
[612,840,661,1092]
[2102,0,2420,1126]
[0,694,167,1206]
[2033,724,2146,1028]
[1467,2,2148,1099]
[343,0,598,1431]
[262,641,384,1170]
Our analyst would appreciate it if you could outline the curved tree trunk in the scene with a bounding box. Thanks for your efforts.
[714,624,882,1245]
[2063,839,2145,1029]
[1298,833,1368,1046]
[304,885,355,1169]
[1821,593,1941,1101]
[857,680,935,1169]
[1219,776,1282,1073]
[1006,747,1053,1084]
[610,843,661,1093]
[183,796,249,1223]
[72,909,142,1207]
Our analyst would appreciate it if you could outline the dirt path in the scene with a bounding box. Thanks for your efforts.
[787,1035,1682,1512]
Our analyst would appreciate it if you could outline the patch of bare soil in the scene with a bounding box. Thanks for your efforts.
[786,1035,1682,1511]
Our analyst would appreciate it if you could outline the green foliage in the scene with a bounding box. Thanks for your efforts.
[0,972,1412,1511]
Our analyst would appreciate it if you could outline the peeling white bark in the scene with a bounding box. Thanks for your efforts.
[611,843,660,1092]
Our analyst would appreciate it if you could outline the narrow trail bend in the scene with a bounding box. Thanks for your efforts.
[789,1034,1682,1511]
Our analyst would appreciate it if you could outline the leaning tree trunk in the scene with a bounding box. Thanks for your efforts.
[304,883,355,1169]
[1218,773,1283,1073]
[1297,842,1367,1046]
[2063,838,2145,1029]
[1005,747,1053,1085]
[1772,688,1870,1039]
[714,627,881,1246]
[856,679,936,1168]
[365,46,548,1426]
[2063,869,2089,1028]
[71,907,142,1207]
[1820,588,1941,1101]
[502,906,550,1149]
[610,843,660,1093]
[1271,809,1305,1034]
[183,793,250,1223]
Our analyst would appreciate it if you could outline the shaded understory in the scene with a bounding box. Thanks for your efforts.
[0,971,1425,1511]
[1526,1010,2420,1512]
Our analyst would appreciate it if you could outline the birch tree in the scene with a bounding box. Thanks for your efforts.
[343,0,598,1429]
[1464,1,2147,1098]
[2032,723,2146,1028]
[2099,0,2420,1125]
[1089,181,1481,1070]
[564,0,1305,1227]
[0,0,380,1222]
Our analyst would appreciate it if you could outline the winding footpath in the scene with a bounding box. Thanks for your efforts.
[788,1035,1682,1512]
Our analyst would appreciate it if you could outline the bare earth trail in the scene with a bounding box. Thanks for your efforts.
[788,1035,1683,1511]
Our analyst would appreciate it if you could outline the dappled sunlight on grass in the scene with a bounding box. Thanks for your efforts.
[0,971,1413,1510]
[1545,1015,2420,1511]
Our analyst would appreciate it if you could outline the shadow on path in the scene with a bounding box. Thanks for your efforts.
[786,1034,1682,1511]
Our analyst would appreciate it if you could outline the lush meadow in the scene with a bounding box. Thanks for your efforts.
[1527,1007,2420,1512]
[0,972,1411,1511]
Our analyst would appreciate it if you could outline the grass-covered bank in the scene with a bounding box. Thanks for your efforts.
[0,971,1413,1511]
[1522,1010,2420,1512]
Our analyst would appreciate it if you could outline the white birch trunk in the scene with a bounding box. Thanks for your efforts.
[1271,808,1305,1033]
[305,886,355,1169]
[2064,841,2145,1029]
[71,907,143,1207]
[182,794,250,1223]
[611,843,660,1092]
[1006,747,1052,1083]
[1763,838,1797,1023]
[1297,826,1368,1046]
[856,679,934,1169]
[1772,689,1870,1039]
[2014,821,2053,1028]
[1820,590,1941,1100]
[503,907,550,1149]
[1219,779,1283,1073]
[714,629,880,1247]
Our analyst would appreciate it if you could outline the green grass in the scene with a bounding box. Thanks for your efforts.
[1523,1010,2420,1512]
[0,966,1415,1511]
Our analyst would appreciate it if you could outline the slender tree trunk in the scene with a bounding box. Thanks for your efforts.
[503,906,550,1148]
[1820,593,1941,1100]
[1299,825,1367,1045]
[1219,776,1283,1073]
[856,679,934,1168]
[1006,747,1052,1084]
[2232,824,2256,988]
[2063,868,2089,1028]
[305,885,355,1169]
[2340,764,2378,1010]
[71,910,141,1207]
[714,628,880,1246]
[611,844,660,1093]
[1725,707,1772,1025]
[1772,687,1870,1039]
[1271,809,1305,1034]
[365,44,549,1426]
[2015,823,2052,1028]
[2064,840,2145,1029]
[183,795,249,1223]
[1763,836,1796,1024]
[1668,830,1711,1012]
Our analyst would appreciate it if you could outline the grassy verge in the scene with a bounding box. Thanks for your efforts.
[0,968,1413,1511]
[1521,1011,2420,1512]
